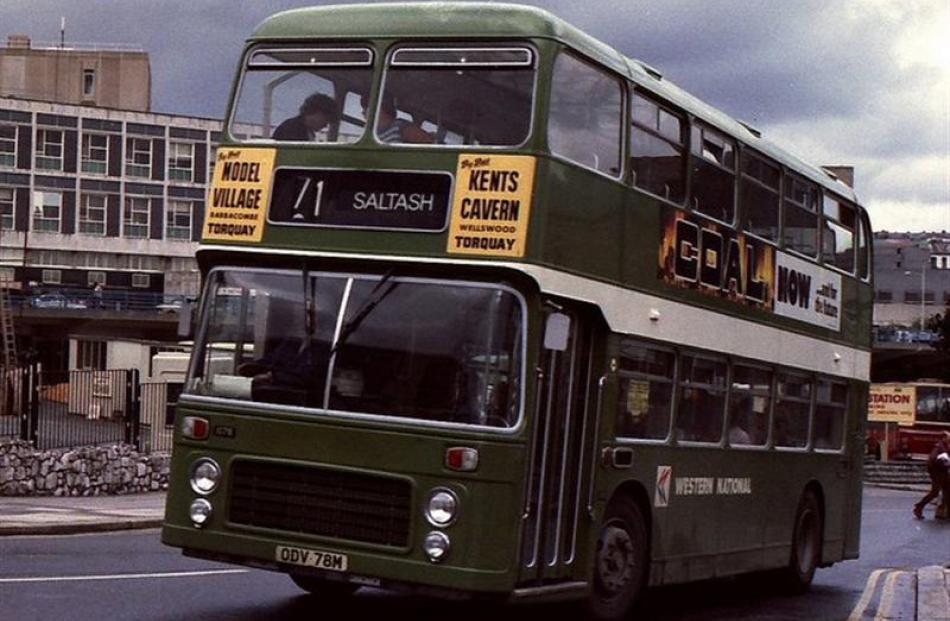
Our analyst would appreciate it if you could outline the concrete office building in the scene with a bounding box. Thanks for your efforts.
[0,34,151,112]
[0,95,219,298]
[873,233,950,329]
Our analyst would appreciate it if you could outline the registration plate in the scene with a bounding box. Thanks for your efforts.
[276,545,348,572]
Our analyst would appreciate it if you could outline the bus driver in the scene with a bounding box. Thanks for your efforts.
[272,93,339,141]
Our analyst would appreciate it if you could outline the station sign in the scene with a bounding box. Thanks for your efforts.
[268,168,452,231]
[868,384,916,425]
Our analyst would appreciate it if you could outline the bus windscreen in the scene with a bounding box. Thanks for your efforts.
[187,269,524,429]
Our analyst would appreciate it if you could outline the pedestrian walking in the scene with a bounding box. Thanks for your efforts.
[93,282,103,308]
[913,430,950,519]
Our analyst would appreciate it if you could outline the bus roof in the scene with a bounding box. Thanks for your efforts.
[251,2,859,205]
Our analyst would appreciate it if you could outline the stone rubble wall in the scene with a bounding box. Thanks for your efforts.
[0,440,169,496]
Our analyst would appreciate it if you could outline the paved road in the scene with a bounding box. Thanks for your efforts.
[0,487,946,621]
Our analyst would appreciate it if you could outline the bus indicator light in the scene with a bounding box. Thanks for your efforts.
[182,416,210,440]
[445,447,478,472]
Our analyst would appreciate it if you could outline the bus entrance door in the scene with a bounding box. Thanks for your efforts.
[520,308,600,584]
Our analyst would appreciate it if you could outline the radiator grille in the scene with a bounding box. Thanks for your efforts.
[228,460,412,547]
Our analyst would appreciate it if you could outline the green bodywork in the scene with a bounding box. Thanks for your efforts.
[162,2,869,600]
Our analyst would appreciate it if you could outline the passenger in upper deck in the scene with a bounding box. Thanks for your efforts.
[272,93,339,141]
[361,92,434,144]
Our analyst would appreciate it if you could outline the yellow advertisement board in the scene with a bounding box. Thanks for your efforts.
[203,147,276,243]
[446,154,536,257]
[868,384,916,425]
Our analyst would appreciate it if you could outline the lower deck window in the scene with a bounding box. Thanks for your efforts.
[615,341,674,440]
[676,355,727,443]
[189,269,523,430]
[775,373,812,448]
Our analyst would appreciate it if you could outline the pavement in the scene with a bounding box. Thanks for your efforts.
[1,488,948,620]
[0,492,165,536]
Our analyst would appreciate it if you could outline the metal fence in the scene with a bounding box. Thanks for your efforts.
[0,366,178,453]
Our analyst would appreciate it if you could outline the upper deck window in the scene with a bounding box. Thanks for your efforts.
[740,151,780,242]
[230,46,374,143]
[822,196,856,273]
[377,46,535,146]
[783,176,819,258]
[690,124,736,223]
[548,52,623,177]
[630,91,685,202]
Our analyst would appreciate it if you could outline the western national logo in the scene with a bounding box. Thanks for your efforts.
[203,148,276,243]
[655,465,672,508]
[446,154,536,257]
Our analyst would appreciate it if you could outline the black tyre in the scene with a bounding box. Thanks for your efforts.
[290,574,360,599]
[587,495,649,621]
[780,490,822,593]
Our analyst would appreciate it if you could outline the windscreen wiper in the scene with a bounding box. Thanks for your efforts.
[329,268,398,357]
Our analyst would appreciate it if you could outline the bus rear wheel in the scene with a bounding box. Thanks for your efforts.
[290,574,360,599]
[587,496,648,621]
[780,489,822,593]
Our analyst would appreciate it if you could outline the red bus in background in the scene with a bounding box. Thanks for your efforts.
[867,382,950,460]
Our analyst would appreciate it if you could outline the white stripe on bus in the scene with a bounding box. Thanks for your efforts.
[0,569,248,584]
[199,246,871,381]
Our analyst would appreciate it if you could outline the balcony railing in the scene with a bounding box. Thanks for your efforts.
[7,286,192,315]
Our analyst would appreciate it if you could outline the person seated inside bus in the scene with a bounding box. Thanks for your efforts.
[361,92,434,144]
[272,93,339,141]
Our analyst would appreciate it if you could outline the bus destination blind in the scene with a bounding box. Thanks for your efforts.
[269,168,452,231]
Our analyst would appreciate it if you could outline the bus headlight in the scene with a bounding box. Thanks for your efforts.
[190,458,221,495]
[189,498,213,527]
[423,531,450,562]
[425,489,458,526]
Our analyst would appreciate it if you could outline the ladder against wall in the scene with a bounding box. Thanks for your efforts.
[0,279,17,417]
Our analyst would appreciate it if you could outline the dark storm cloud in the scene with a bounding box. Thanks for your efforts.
[2,0,947,230]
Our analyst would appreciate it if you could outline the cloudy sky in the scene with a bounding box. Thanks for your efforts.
[3,0,948,232]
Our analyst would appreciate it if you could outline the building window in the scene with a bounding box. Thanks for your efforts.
[82,69,96,98]
[0,124,15,167]
[168,142,194,182]
[629,92,686,202]
[125,137,152,178]
[32,190,62,232]
[87,271,106,286]
[81,133,108,174]
[41,269,62,284]
[79,193,107,235]
[131,273,150,288]
[77,340,106,370]
[0,187,14,230]
[208,145,217,183]
[905,290,921,303]
[123,196,150,238]
[875,290,893,303]
[166,200,192,240]
[35,129,64,171]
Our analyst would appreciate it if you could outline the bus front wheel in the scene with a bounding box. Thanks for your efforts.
[290,574,360,599]
[781,489,822,593]
[587,495,648,621]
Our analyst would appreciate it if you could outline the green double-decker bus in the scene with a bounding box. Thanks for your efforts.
[162,4,871,618]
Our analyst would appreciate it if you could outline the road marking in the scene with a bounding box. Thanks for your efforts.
[0,569,248,584]
[874,570,906,621]
[847,568,886,621]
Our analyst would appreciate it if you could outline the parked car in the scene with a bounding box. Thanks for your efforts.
[30,293,87,309]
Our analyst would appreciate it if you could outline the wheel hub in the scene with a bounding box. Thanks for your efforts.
[596,524,635,595]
